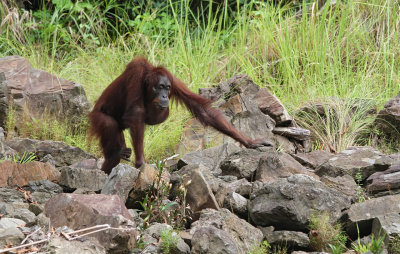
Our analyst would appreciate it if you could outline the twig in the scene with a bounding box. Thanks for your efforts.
[20,227,41,245]
[0,238,49,253]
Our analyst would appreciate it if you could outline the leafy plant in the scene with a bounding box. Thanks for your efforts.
[160,228,180,254]
[352,233,386,254]
[355,168,367,203]
[137,159,190,229]
[1,151,37,164]
[247,240,271,254]
[309,211,347,252]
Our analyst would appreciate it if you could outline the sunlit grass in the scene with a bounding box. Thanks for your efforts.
[1,0,399,159]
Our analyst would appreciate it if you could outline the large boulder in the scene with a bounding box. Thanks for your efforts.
[6,138,96,167]
[177,143,241,173]
[367,158,400,196]
[190,208,263,253]
[345,194,400,239]
[0,56,91,127]
[315,146,393,181]
[177,75,301,155]
[249,174,351,231]
[101,164,140,203]
[376,91,400,138]
[0,161,59,187]
[45,193,138,253]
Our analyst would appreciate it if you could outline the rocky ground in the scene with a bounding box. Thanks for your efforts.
[0,56,399,253]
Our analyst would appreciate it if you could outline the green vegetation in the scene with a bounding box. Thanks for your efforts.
[137,160,189,229]
[352,232,386,254]
[1,0,399,160]
[309,211,347,252]
[160,228,180,254]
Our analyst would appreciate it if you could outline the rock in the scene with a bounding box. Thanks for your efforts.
[253,87,294,126]
[41,236,106,254]
[0,217,26,229]
[101,164,140,203]
[0,56,91,128]
[177,142,242,173]
[45,193,137,253]
[215,178,252,206]
[291,150,333,169]
[190,208,263,253]
[28,179,63,193]
[266,230,310,248]
[222,192,248,219]
[6,138,96,167]
[127,164,170,209]
[59,166,107,192]
[255,151,318,183]
[320,175,358,202]
[11,208,36,226]
[29,203,44,215]
[220,148,268,180]
[0,161,59,187]
[191,226,239,254]
[376,91,400,137]
[273,127,311,141]
[178,75,277,155]
[0,202,28,216]
[345,194,400,238]
[0,227,24,247]
[249,175,351,231]
[186,168,220,220]
[141,223,190,254]
[35,213,50,230]
[372,214,400,253]
[315,146,391,181]
[0,188,25,203]
[226,94,275,141]
[367,161,400,195]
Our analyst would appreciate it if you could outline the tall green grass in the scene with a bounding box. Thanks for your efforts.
[1,0,399,160]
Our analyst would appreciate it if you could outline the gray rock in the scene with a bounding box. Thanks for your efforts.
[7,138,96,167]
[0,217,26,229]
[191,208,263,253]
[35,213,50,230]
[0,226,24,247]
[372,214,400,254]
[28,179,63,193]
[223,192,248,219]
[59,166,107,192]
[315,146,392,180]
[249,174,351,231]
[367,160,400,195]
[101,164,140,203]
[320,175,358,202]
[0,201,28,215]
[266,230,310,248]
[220,148,268,180]
[376,91,400,138]
[191,226,239,254]
[291,150,333,169]
[41,235,106,254]
[0,56,91,128]
[255,151,318,182]
[178,143,241,173]
[31,191,55,204]
[346,194,400,238]
[11,208,36,226]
